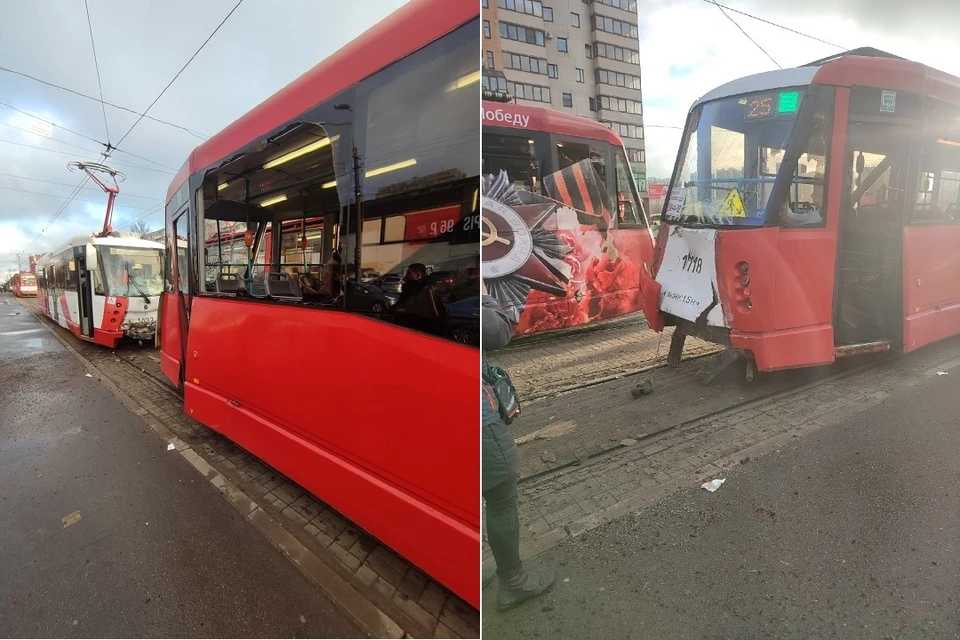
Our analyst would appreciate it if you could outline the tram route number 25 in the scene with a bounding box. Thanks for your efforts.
[681,252,703,274]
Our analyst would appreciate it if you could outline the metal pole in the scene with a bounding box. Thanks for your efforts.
[353,146,362,285]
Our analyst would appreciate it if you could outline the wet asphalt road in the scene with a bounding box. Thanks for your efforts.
[0,296,362,638]
[484,356,960,638]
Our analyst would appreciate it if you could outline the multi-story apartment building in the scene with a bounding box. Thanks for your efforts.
[481,0,648,195]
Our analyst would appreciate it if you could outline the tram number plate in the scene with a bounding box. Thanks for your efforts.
[681,252,703,274]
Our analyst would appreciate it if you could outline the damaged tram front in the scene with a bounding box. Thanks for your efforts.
[642,48,960,381]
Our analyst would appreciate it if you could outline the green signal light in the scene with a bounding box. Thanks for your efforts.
[778,91,800,113]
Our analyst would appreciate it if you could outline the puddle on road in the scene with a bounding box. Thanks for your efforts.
[24,338,50,348]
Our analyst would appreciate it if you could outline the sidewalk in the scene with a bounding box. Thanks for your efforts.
[18,297,478,640]
[488,313,719,400]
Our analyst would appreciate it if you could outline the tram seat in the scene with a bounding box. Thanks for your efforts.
[264,272,302,300]
[216,272,243,294]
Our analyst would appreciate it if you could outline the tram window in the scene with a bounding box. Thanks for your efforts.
[556,139,607,184]
[613,147,645,226]
[94,269,105,296]
[774,87,833,228]
[481,134,541,193]
[911,108,960,224]
[359,20,478,199]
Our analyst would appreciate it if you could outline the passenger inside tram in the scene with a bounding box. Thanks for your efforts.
[193,121,479,346]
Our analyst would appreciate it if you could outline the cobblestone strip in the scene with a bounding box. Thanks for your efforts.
[483,339,960,573]
[19,298,478,640]
[488,315,719,400]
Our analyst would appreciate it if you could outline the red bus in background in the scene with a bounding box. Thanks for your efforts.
[481,99,655,335]
[161,0,480,607]
[642,48,960,382]
[11,271,37,297]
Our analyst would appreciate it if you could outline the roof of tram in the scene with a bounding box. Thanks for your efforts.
[692,47,960,111]
[166,0,477,203]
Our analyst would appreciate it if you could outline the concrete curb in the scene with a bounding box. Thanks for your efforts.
[21,299,405,639]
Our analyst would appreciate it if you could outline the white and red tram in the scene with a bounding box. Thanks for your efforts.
[36,233,164,347]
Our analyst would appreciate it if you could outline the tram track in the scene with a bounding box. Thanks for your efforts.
[517,349,898,488]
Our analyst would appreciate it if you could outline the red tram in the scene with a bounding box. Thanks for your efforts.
[11,271,37,297]
[641,48,960,381]
[481,101,655,335]
[159,0,480,607]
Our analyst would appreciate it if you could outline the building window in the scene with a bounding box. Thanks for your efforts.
[576,68,585,83]
[596,68,642,90]
[562,93,573,108]
[627,148,645,164]
[547,63,559,78]
[483,74,508,93]
[557,37,568,52]
[589,97,598,111]
[544,6,553,21]
[594,41,640,65]
[585,44,593,59]
[594,14,639,40]
[499,21,546,46]
[507,81,552,103]
[598,95,643,115]
[571,12,580,27]
[486,51,495,69]
[484,21,491,38]
[594,0,638,11]
[505,51,549,75]
[606,121,644,139]
[483,0,488,6]
[498,0,543,17]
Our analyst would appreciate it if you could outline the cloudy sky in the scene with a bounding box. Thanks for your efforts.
[0,0,408,277]
[639,0,960,181]
[3,0,959,277]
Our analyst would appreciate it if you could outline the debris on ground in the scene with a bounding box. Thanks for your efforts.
[84,373,92,378]
[936,371,949,376]
[701,478,726,492]
[620,438,638,446]
[62,510,82,528]
[541,452,557,463]
[166,443,175,451]
[630,379,654,398]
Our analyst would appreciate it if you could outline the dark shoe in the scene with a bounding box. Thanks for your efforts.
[496,566,556,611]
[483,565,497,589]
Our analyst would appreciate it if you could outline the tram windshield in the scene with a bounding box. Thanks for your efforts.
[99,246,164,297]
[667,87,820,227]
[20,274,36,286]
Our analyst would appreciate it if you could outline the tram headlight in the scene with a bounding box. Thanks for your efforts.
[740,274,750,286]
[737,261,749,274]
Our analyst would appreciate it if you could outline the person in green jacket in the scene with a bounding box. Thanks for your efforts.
[481,281,555,611]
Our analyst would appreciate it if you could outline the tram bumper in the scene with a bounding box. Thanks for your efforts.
[124,317,157,341]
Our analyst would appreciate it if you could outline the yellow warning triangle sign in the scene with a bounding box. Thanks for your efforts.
[718,188,746,218]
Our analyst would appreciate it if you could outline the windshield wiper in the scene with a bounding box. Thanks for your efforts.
[127,273,151,305]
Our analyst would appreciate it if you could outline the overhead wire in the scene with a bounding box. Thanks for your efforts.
[0,184,157,210]
[83,0,112,146]
[0,103,177,171]
[114,0,245,148]
[710,1,782,69]
[701,1,846,50]
[0,65,208,140]
[0,171,159,200]
[0,138,176,174]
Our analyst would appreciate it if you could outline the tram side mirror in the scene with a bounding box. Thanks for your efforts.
[856,152,865,175]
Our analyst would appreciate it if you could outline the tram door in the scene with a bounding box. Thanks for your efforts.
[74,246,94,338]
[834,116,913,347]
[45,268,58,322]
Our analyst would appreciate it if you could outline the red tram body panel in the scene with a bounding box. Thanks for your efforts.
[160,0,481,608]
